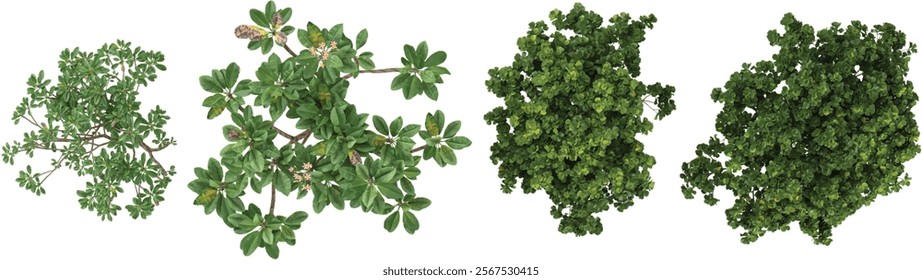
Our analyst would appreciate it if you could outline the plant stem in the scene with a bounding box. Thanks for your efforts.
[37,153,66,185]
[282,43,297,57]
[269,183,277,215]
[341,68,403,79]
[140,141,169,176]
[411,145,426,153]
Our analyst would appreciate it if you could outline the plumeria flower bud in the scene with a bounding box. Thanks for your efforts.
[272,13,283,28]
[274,32,288,45]
[226,129,240,141]
[234,25,267,41]
[349,151,362,165]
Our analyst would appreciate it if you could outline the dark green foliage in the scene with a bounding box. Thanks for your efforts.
[680,13,919,245]
[191,1,469,259]
[2,40,176,221]
[484,3,675,236]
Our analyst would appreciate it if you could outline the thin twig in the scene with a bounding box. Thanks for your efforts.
[288,130,312,145]
[341,68,404,79]
[140,142,169,176]
[282,43,297,57]
[37,153,66,185]
[411,145,427,153]
[274,127,295,140]
[268,183,277,215]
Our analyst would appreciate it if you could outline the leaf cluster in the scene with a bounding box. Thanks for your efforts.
[3,40,176,221]
[484,3,675,236]
[190,1,470,258]
[680,13,920,245]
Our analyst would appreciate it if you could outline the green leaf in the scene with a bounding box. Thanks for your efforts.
[356,163,370,180]
[420,70,436,83]
[427,66,450,75]
[200,76,223,93]
[202,94,225,107]
[384,211,400,232]
[228,213,250,227]
[378,183,403,200]
[356,29,368,49]
[403,44,416,66]
[265,244,280,259]
[408,76,422,97]
[372,115,389,135]
[286,211,308,225]
[423,83,439,101]
[297,29,311,48]
[424,51,447,67]
[415,41,429,66]
[400,177,415,195]
[362,184,377,207]
[375,167,397,183]
[358,56,375,70]
[207,158,223,181]
[407,197,432,211]
[274,170,292,194]
[225,63,240,88]
[326,55,343,69]
[330,108,342,127]
[440,145,457,165]
[264,1,277,22]
[261,228,274,244]
[250,9,269,28]
[389,117,403,137]
[402,209,419,234]
[391,73,410,91]
[240,231,261,256]
[445,136,471,149]
[399,124,421,138]
[260,39,272,54]
[443,121,461,138]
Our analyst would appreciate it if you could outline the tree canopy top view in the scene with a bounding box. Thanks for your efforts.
[485,3,676,236]
[681,13,919,245]
[2,40,175,221]
[190,1,470,258]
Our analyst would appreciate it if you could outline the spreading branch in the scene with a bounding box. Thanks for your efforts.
[269,183,277,215]
[341,68,403,79]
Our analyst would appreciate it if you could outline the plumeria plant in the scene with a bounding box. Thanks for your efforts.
[485,3,675,236]
[681,14,919,245]
[190,1,470,258]
[2,40,175,221]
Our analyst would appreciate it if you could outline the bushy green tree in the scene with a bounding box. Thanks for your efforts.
[2,40,175,221]
[484,3,675,236]
[191,1,470,258]
[681,13,919,245]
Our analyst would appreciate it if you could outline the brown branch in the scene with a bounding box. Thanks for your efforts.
[274,127,295,140]
[289,130,312,145]
[341,68,404,79]
[143,142,170,153]
[37,153,66,185]
[20,115,40,128]
[140,142,169,176]
[268,183,277,215]
[411,145,427,153]
[55,134,110,142]
[282,43,297,57]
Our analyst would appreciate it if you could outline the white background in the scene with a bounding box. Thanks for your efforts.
[1,0,920,279]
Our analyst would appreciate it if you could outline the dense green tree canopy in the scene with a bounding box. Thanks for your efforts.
[2,40,175,221]
[191,1,470,258]
[485,3,675,236]
[681,13,920,244]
